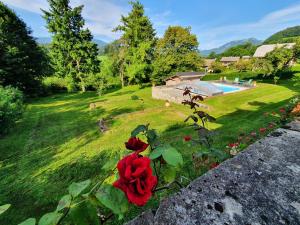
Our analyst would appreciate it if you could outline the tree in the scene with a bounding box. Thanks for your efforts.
[210,61,225,73]
[114,1,156,86]
[235,59,251,72]
[251,58,274,76]
[207,51,217,59]
[265,47,293,72]
[221,42,257,57]
[152,26,203,84]
[43,0,99,92]
[0,2,50,95]
[293,38,300,60]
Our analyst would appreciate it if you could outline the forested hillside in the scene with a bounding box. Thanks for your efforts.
[264,26,300,44]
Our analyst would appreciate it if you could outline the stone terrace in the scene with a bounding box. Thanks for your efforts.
[126,119,300,225]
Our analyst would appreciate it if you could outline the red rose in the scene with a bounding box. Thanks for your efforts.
[125,137,149,153]
[184,136,192,142]
[113,153,157,206]
[228,143,238,148]
[259,128,267,133]
[210,162,219,169]
[279,108,286,113]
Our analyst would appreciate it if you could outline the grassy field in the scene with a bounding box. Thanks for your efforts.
[0,76,299,224]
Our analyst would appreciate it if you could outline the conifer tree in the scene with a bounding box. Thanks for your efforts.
[0,2,49,95]
[114,1,156,85]
[43,0,99,92]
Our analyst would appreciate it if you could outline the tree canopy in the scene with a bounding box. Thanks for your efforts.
[114,1,156,86]
[152,26,203,84]
[221,42,257,57]
[43,0,99,92]
[0,2,49,95]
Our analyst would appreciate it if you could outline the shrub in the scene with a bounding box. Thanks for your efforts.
[202,71,258,81]
[0,86,24,135]
[42,76,68,93]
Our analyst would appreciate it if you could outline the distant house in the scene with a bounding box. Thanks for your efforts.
[165,72,206,86]
[253,43,295,58]
[203,59,216,72]
[220,57,240,66]
[242,56,251,60]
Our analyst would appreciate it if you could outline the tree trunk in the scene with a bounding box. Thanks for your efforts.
[81,83,86,92]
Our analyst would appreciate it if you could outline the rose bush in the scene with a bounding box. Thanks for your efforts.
[113,153,157,206]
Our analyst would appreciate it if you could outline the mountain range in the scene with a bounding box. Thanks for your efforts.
[36,37,107,48]
[201,38,262,56]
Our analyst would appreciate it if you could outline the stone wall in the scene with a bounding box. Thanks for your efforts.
[125,120,300,225]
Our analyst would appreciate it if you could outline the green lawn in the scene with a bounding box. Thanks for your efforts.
[0,77,299,224]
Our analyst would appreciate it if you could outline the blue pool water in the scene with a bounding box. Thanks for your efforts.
[212,83,241,93]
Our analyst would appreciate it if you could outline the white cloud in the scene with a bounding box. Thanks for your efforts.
[2,0,128,40]
[199,2,300,49]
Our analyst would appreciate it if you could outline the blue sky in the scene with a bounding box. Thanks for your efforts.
[3,0,300,49]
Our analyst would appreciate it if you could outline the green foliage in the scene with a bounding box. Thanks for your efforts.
[0,2,50,95]
[209,61,226,73]
[266,47,293,73]
[18,218,36,225]
[114,1,156,86]
[0,86,24,135]
[264,26,300,44]
[43,0,100,92]
[92,56,119,96]
[235,60,252,72]
[0,204,10,215]
[161,145,183,167]
[38,212,63,225]
[96,185,129,219]
[293,38,300,59]
[56,195,72,212]
[251,58,274,76]
[152,26,203,84]
[221,42,257,57]
[42,76,68,93]
[68,180,91,198]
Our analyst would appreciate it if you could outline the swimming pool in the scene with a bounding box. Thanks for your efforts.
[211,83,242,93]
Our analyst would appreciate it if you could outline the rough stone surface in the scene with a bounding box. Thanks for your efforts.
[125,122,300,225]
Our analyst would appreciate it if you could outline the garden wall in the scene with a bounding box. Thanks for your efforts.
[126,120,300,225]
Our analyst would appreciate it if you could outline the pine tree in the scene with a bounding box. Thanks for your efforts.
[0,2,49,95]
[114,1,156,86]
[43,0,99,92]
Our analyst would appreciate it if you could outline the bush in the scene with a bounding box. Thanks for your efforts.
[202,71,259,81]
[0,86,24,135]
[42,76,68,93]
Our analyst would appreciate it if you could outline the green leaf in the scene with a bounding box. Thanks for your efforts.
[102,156,119,171]
[146,129,158,146]
[38,212,63,225]
[162,145,183,167]
[68,200,100,225]
[56,195,72,211]
[68,179,91,198]
[131,124,148,137]
[163,166,177,183]
[149,146,164,159]
[18,218,36,225]
[95,185,129,219]
[0,204,10,215]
